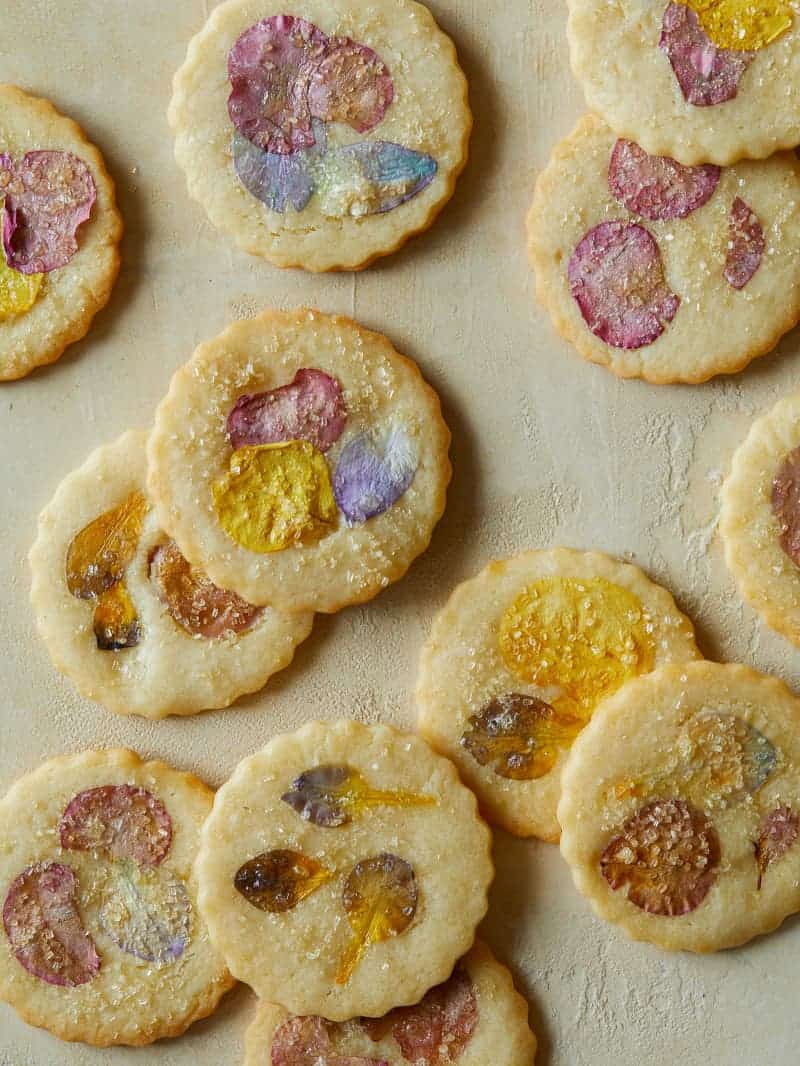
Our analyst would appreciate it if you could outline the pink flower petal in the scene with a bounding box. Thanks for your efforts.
[568,221,680,349]
[308,39,393,134]
[724,196,764,289]
[271,1015,388,1066]
[227,368,347,452]
[771,445,800,565]
[383,967,478,1065]
[659,3,754,107]
[59,784,172,867]
[608,138,720,220]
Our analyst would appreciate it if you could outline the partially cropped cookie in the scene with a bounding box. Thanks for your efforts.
[567,0,800,166]
[30,429,313,718]
[168,0,470,271]
[559,662,800,952]
[527,114,800,383]
[0,749,233,1046]
[147,310,451,614]
[0,85,122,381]
[417,549,701,842]
[243,941,536,1066]
[195,721,492,1021]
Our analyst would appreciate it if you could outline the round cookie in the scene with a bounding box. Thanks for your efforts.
[242,941,537,1066]
[147,309,451,614]
[720,393,800,648]
[0,749,234,1045]
[559,662,800,952]
[567,0,800,166]
[417,549,701,842]
[30,429,313,718]
[168,0,470,271]
[195,720,493,1021]
[527,114,800,383]
[0,85,122,381]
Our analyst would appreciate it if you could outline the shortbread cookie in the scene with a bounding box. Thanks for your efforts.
[417,549,701,842]
[0,85,122,381]
[243,941,536,1066]
[30,430,313,718]
[559,662,800,952]
[195,720,492,1021]
[168,0,470,271]
[567,0,800,166]
[720,393,800,647]
[147,310,451,614]
[527,114,800,383]
[0,749,233,1045]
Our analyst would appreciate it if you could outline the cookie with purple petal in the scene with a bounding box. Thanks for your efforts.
[168,0,470,271]
[567,0,800,166]
[147,309,451,614]
[527,114,800,383]
[0,749,233,1045]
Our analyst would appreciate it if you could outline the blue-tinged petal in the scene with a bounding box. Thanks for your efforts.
[317,141,437,216]
[333,425,417,524]
[232,132,316,212]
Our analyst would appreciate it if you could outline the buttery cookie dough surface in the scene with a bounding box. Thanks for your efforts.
[0,85,122,381]
[567,0,800,166]
[168,0,470,271]
[147,309,451,614]
[559,662,800,952]
[0,749,233,1046]
[30,430,313,718]
[195,720,493,1021]
[243,941,536,1066]
[527,114,800,383]
[417,549,701,842]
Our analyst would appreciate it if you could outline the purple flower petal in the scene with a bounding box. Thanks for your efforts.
[724,196,764,289]
[100,863,192,964]
[227,368,347,452]
[232,132,317,212]
[660,3,754,107]
[333,426,417,524]
[608,138,720,220]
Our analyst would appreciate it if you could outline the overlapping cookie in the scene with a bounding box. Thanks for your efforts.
[195,721,492,1021]
[559,662,800,952]
[169,0,470,271]
[30,430,313,718]
[417,549,701,841]
[0,85,122,380]
[242,941,536,1066]
[147,310,451,614]
[0,749,233,1045]
[527,114,800,383]
[720,393,800,648]
[567,0,800,166]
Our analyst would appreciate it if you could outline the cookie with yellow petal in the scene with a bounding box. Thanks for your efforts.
[0,749,234,1046]
[243,941,536,1066]
[0,85,122,381]
[29,430,313,718]
[195,720,492,1021]
[416,549,701,842]
[168,0,470,271]
[559,662,800,952]
[527,114,800,383]
[567,0,800,166]
[147,309,451,614]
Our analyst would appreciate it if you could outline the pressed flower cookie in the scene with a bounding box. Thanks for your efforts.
[527,114,800,383]
[242,941,537,1066]
[0,749,233,1046]
[416,549,701,842]
[147,310,451,614]
[168,0,470,271]
[559,662,800,952]
[30,429,313,718]
[720,392,800,647]
[195,720,492,1021]
[567,0,800,166]
[0,85,122,381]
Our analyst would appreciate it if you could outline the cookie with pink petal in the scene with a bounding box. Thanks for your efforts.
[527,114,800,383]
[169,0,470,270]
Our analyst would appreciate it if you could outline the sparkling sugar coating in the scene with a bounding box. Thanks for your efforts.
[333,426,418,524]
[724,196,765,289]
[684,712,777,800]
[99,862,191,963]
[281,764,436,827]
[212,440,338,553]
[771,445,800,565]
[600,799,720,916]
[272,1015,389,1066]
[660,4,755,107]
[234,849,333,913]
[2,862,100,986]
[65,490,149,600]
[59,784,172,866]
[568,221,680,349]
[755,805,799,888]
[461,693,584,781]
[227,368,347,453]
[498,577,657,713]
[336,854,418,985]
[681,0,792,51]
[607,139,720,221]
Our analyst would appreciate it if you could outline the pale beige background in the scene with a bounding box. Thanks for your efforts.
[0,2,797,1064]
